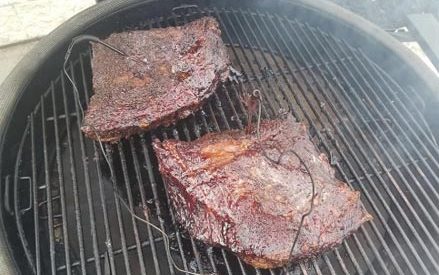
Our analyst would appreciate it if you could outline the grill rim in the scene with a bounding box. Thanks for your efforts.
[1,0,439,274]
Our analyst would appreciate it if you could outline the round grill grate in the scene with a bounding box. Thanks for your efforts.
[8,8,439,275]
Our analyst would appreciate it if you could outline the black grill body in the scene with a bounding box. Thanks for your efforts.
[1,0,439,274]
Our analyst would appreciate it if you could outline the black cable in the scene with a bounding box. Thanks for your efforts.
[263,148,316,265]
[252,90,315,266]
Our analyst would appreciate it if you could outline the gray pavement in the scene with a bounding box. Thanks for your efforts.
[0,0,93,84]
[0,40,39,84]
[0,0,94,46]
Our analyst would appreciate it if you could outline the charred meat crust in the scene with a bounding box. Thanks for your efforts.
[81,17,230,142]
[152,116,372,269]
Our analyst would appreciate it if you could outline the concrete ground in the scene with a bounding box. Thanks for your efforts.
[0,40,39,84]
[0,0,94,83]
[0,0,94,46]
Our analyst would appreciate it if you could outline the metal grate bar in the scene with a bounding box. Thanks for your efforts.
[353,48,439,199]
[117,142,148,275]
[167,126,206,274]
[317,31,439,220]
[235,10,382,275]
[243,11,309,120]
[128,138,162,274]
[363,70,439,181]
[91,142,117,274]
[79,53,117,274]
[230,9,300,122]
[104,144,132,275]
[278,15,434,272]
[409,87,438,146]
[190,237,206,274]
[50,83,72,275]
[299,263,309,275]
[334,250,350,275]
[207,102,223,132]
[311,259,323,275]
[140,134,180,275]
[138,17,182,273]
[322,255,337,275]
[302,23,439,261]
[173,14,229,274]
[204,101,251,275]
[157,130,195,275]
[345,156,427,184]
[226,9,358,275]
[242,10,386,274]
[221,84,245,128]
[13,120,35,272]
[299,16,439,248]
[302,21,439,268]
[220,82,248,127]
[41,95,57,274]
[207,9,275,275]
[148,16,193,275]
[11,8,439,275]
[57,237,165,271]
[254,266,262,275]
[229,11,336,274]
[212,92,232,131]
[60,66,87,274]
[264,9,410,274]
[259,11,409,275]
[220,249,235,275]
[227,10,290,115]
[220,9,336,274]
[211,90,256,274]
[236,255,250,274]
[283,16,439,272]
[30,112,41,275]
[307,23,439,248]
[334,139,416,274]
[189,114,232,275]
[214,8,272,119]
[199,107,213,134]
[189,112,235,275]
[69,62,103,274]
[357,48,439,160]
[79,54,91,107]
[278,15,437,273]
[171,14,256,267]
[206,248,219,275]
[45,113,78,121]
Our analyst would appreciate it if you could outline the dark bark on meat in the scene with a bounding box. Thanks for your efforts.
[81,17,230,142]
[152,116,372,269]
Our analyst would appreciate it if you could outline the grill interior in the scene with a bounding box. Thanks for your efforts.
[6,7,439,275]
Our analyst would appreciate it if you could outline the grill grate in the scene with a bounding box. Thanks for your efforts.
[7,8,439,275]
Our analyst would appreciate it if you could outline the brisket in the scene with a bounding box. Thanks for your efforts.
[82,17,230,142]
[152,116,372,269]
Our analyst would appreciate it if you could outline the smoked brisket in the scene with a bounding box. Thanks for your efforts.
[82,17,230,142]
[152,117,372,268]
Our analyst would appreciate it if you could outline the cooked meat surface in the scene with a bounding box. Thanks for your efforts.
[152,116,372,269]
[81,17,230,142]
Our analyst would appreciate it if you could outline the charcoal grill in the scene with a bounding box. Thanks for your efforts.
[1,0,439,274]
